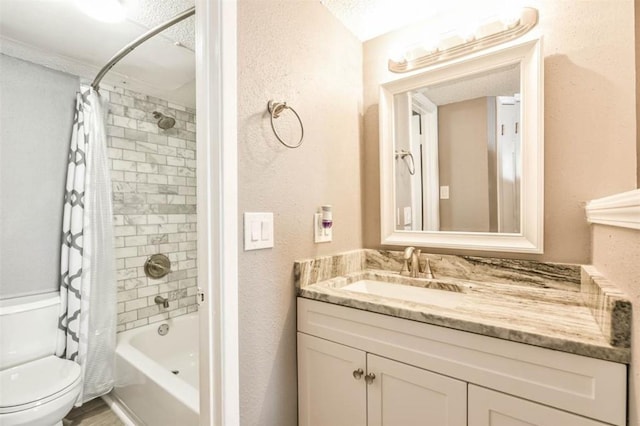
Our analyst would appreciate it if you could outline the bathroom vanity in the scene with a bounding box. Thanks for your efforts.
[294,250,630,426]
[295,9,631,426]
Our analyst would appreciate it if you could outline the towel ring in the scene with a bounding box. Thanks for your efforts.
[267,100,304,149]
[395,149,416,175]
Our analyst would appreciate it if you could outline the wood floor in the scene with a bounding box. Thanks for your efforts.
[63,397,124,426]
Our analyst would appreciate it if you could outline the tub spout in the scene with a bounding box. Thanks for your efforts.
[154,295,169,308]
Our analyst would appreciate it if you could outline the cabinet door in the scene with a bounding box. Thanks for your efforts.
[297,333,367,426]
[468,385,610,426]
[367,354,467,426]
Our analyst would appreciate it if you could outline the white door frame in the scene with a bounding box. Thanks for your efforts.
[495,96,520,234]
[412,93,439,231]
[195,1,239,425]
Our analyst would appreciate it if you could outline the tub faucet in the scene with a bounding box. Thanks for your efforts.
[154,295,169,308]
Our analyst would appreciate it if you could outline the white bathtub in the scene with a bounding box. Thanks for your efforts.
[109,313,199,425]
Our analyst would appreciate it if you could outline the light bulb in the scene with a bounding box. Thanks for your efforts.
[389,47,407,63]
[457,17,478,42]
[422,37,439,55]
[498,3,523,28]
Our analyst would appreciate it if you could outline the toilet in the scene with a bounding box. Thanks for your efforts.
[0,292,82,426]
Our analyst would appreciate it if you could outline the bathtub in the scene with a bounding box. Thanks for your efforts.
[108,313,199,425]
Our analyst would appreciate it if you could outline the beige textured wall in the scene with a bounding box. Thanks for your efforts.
[591,225,640,424]
[438,97,490,232]
[237,1,363,424]
[363,0,637,262]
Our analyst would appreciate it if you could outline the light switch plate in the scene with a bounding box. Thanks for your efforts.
[403,206,412,225]
[244,212,274,251]
[440,185,450,200]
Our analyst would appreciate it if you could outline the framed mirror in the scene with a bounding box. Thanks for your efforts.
[379,39,543,253]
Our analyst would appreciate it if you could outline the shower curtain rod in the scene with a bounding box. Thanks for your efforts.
[91,6,195,91]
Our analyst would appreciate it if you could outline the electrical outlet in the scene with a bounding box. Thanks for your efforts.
[314,213,332,243]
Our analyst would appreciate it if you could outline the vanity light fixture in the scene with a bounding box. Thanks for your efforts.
[388,7,538,73]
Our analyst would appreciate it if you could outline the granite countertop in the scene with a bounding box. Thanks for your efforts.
[294,249,631,364]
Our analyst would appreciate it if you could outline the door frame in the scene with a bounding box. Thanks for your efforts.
[411,93,439,231]
[495,95,521,233]
[195,0,239,424]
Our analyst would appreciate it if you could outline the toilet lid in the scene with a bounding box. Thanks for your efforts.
[0,355,82,409]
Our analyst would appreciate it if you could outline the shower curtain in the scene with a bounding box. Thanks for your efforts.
[56,86,117,405]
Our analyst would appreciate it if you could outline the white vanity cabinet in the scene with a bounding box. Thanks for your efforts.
[298,333,466,426]
[297,333,366,426]
[297,298,626,426]
[367,353,467,425]
[468,386,609,426]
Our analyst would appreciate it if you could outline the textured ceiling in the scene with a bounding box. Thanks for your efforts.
[129,0,195,50]
[321,0,523,41]
[0,0,195,107]
[0,0,520,107]
[321,0,442,41]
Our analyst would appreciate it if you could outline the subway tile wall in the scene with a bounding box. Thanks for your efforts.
[100,84,198,332]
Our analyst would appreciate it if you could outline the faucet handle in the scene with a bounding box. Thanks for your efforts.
[399,259,411,276]
[421,259,435,279]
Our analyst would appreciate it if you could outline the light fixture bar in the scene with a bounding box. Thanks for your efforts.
[388,7,538,73]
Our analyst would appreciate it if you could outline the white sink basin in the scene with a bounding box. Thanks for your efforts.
[342,280,464,308]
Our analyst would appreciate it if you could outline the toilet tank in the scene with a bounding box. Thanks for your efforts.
[0,292,60,370]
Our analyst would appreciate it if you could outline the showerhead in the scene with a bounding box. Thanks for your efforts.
[152,111,176,130]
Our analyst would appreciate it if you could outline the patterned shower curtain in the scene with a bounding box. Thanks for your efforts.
[56,86,117,405]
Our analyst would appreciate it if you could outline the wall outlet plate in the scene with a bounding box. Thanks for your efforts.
[314,213,332,243]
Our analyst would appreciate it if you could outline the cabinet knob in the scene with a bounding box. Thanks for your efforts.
[365,372,376,384]
[352,368,364,380]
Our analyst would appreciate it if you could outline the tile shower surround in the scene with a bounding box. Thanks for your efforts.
[100,84,198,332]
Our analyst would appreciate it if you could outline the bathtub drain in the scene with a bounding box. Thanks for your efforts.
[172,370,180,375]
[158,324,169,336]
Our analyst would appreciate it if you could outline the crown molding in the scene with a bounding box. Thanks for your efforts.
[1,35,104,81]
[0,36,195,108]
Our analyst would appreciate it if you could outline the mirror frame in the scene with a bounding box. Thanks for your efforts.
[379,38,543,253]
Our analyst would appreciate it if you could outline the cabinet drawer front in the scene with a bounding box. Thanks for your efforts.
[367,354,467,426]
[297,333,367,426]
[297,298,626,426]
[468,385,609,426]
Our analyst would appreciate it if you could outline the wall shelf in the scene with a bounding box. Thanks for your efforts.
[586,189,640,230]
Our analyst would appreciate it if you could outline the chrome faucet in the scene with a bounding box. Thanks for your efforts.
[154,295,169,308]
[400,247,435,279]
[401,246,421,278]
